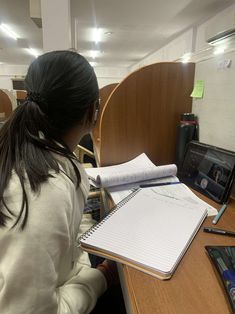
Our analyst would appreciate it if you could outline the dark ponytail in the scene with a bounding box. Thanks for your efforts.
[0,51,99,229]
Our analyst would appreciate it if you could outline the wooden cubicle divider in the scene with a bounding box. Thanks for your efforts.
[16,90,27,105]
[93,62,195,166]
[0,89,14,120]
[93,83,118,142]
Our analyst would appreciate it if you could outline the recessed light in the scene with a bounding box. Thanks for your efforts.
[104,31,113,35]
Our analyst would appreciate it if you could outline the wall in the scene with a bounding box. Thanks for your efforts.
[130,28,194,72]
[130,3,235,153]
[192,50,235,151]
[94,67,128,88]
[0,64,28,90]
[192,4,235,152]
[0,63,127,90]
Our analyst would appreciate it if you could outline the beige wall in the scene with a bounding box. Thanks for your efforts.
[0,64,28,90]
[130,3,235,153]
[94,67,128,88]
[192,4,235,152]
[0,64,127,90]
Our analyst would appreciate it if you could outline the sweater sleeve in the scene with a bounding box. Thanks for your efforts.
[57,214,107,314]
[0,174,106,314]
[57,263,107,314]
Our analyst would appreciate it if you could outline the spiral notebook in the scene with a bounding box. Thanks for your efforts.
[79,186,208,279]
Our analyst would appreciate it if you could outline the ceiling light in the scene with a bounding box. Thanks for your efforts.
[0,23,18,40]
[93,28,101,44]
[90,50,100,59]
[213,46,225,55]
[181,52,192,63]
[26,48,39,58]
[182,57,190,63]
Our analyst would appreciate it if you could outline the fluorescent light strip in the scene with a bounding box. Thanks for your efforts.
[0,23,18,40]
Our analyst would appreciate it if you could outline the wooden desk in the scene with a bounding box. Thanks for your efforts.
[119,194,235,314]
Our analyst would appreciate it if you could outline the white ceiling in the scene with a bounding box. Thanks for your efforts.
[0,0,234,67]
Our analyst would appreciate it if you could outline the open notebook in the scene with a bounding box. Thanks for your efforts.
[85,153,177,188]
[79,185,208,280]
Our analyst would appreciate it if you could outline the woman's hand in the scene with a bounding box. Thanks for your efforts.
[96,259,119,287]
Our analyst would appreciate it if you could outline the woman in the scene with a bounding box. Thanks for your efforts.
[0,51,112,313]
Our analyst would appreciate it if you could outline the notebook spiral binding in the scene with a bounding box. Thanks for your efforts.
[78,188,140,243]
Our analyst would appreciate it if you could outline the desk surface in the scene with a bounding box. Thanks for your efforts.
[119,193,235,314]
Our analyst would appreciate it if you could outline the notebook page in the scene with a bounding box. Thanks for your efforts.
[107,175,179,205]
[81,188,207,275]
[150,183,218,216]
[85,153,177,187]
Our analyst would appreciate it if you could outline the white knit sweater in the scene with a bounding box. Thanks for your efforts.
[0,158,107,314]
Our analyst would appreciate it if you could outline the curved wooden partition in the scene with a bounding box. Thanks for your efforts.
[92,83,118,141]
[94,62,195,166]
[0,89,14,120]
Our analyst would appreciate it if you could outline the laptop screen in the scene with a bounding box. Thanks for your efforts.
[178,141,235,203]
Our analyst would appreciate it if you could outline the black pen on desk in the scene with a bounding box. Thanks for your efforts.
[140,181,181,188]
[212,203,227,225]
[203,227,235,237]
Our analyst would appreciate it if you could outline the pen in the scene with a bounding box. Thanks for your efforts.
[140,181,181,188]
[212,203,227,224]
[203,227,235,237]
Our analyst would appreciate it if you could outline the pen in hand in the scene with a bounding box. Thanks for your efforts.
[212,203,227,225]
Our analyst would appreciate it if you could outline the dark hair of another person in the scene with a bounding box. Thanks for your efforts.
[0,50,99,230]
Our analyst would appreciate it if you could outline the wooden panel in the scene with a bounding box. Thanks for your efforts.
[92,83,118,142]
[123,194,235,314]
[0,89,13,119]
[97,62,195,166]
[16,90,27,100]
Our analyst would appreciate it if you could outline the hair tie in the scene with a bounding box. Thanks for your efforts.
[27,92,45,104]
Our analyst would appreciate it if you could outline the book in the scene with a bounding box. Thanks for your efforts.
[85,153,177,188]
[79,185,208,280]
[85,153,218,216]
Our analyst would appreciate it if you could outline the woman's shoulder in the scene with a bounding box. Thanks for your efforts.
[54,155,90,199]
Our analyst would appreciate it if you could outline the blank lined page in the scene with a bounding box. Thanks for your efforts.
[81,187,207,275]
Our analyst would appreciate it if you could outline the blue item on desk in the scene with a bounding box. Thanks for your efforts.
[212,203,228,224]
